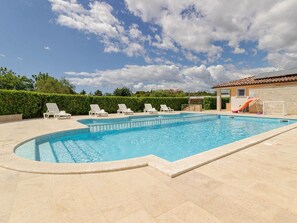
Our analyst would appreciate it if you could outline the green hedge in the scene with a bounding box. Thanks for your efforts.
[203,97,230,110]
[0,90,188,118]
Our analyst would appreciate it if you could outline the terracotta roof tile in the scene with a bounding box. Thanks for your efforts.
[213,74,297,88]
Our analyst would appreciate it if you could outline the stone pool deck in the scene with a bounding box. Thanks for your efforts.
[1,112,297,222]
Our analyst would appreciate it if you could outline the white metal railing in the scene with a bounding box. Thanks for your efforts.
[88,114,217,132]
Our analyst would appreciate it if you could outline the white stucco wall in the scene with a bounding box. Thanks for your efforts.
[231,96,248,110]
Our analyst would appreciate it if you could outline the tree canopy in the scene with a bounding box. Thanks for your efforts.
[0,67,34,91]
[113,87,132,96]
[79,89,86,95]
[134,89,215,97]
[93,89,103,96]
[33,73,76,94]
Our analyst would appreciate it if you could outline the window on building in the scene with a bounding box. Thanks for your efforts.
[237,89,245,97]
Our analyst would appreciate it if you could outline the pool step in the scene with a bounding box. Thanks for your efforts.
[38,140,102,163]
[63,140,92,163]
[50,141,76,163]
[38,142,57,163]
[72,140,104,162]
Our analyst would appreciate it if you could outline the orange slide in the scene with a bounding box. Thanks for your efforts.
[232,98,258,113]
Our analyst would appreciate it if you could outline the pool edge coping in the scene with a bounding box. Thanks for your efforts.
[1,113,297,177]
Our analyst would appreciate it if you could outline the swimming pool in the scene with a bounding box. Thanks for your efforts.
[15,114,296,163]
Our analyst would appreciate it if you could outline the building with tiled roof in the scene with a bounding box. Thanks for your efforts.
[213,69,297,115]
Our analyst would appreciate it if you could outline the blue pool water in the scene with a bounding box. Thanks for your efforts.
[15,114,296,163]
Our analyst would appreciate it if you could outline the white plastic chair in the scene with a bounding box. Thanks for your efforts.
[144,104,158,114]
[44,103,71,119]
[89,104,108,117]
[160,104,174,112]
[117,104,134,115]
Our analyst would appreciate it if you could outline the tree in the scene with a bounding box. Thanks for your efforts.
[113,87,132,96]
[133,89,187,97]
[80,89,86,95]
[134,91,150,97]
[59,77,76,94]
[186,91,215,96]
[0,67,34,91]
[93,89,103,96]
[104,92,113,96]
[33,73,76,94]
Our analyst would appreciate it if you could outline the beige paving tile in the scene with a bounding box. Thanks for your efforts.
[244,181,297,213]
[131,183,186,218]
[80,172,122,195]
[0,168,19,192]
[272,208,297,223]
[196,145,297,189]
[212,183,288,221]
[142,167,172,183]
[82,171,143,222]
[0,192,15,223]
[157,201,220,223]
[166,171,221,206]
[17,172,41,182]
[100,198,143,222]
[113,209,157,223]
[199,194,268,223]
[8,175,57,223]
[49,175,108,223]
[226,154,297,187]
[0,169,19,222]
[111,168,160,194]
[195,158,257,188]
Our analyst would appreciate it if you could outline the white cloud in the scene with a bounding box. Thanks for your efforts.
[49,0,297,67]
[265,52,297,69]
[123,42,144,57]
[17,57,23,61]
[44,46,51,51]
[154,57,176,65]
[65,64,275,92]
[0,53,6,58]
[152,35,178,52]
[228,38,245,54]
[125,0,297,67]
[49,0,150,58]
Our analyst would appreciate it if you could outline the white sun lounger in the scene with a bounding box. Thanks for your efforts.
[160,104,174,112]
[89,104,108,117]
[117,104,134,115]
[44,103,71,119]
[144,104,158,114]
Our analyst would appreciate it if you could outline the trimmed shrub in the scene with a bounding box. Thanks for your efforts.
[0,90,43,118]
[202,97,230,110]
[222,97,230,109]
[0,90,188,118]
[203,97,216,110]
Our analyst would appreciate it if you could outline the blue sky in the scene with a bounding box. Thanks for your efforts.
[1,0,296,93]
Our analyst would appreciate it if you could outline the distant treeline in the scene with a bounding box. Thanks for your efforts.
[0,67,215,97]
